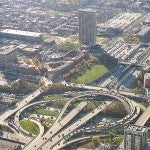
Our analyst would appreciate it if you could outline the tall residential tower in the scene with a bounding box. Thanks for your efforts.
[124,124,148,150]
[78,9,96,45]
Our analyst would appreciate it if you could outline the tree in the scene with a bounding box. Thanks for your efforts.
[108,131,115,141]
[92,136,100,147]
[11,80,20,91]
[123,35,140,44]
[32,58,42,70]
[83,102,95,112]
[112,136,124,146]
[58,41,80,51]
[11,80,37,94]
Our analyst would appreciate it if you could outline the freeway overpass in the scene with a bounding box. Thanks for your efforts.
[119,105,150,149]
[135,105,150,126]
[41,102,111,150]
[23,96,89,150]
[23,90,140,150]
[0,87,44,123]
[14,100,53,136]
[68,83,149,99]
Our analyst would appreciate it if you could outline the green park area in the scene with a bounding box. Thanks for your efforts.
[55,35,80,51]
[55,35,79,44]
[130,80,141,94]
[96,37,110,45]
[131,86,140,93]
[83,100,102,112]
[80,133,123,149]
[75,64,109,84]
[40,95,68,109]
[48,9,67,16]
[40,118,55,129]
[43,95,67,101]
[19,119,39,135]
[101,100,127,118]
[34,109,59,117]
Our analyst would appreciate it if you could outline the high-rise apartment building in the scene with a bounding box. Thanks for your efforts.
[124,124,148,150]
[78,9,96,45]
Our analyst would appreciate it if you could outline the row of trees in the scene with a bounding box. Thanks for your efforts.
[43,83,75,95]
[92,132,123,149]
[0,82,36,94]
[11,80,37,94]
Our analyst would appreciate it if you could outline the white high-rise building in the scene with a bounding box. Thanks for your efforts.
[124,125,148,150]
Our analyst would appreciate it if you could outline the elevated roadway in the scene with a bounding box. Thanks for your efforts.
[68,83,149,99]
[41,102,111,150]
[14,100,53,136]
[135,105,150,126]
[23,96,89,150]
[0,87,44,123]
[119,105,150,149]
[45,95,140,150]
[23,90,140,150]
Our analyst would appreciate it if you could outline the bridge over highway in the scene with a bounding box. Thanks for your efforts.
[135,105,150,126]
[23,90,140,150]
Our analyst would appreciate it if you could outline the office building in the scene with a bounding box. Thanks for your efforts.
[124,124,148,150]
[78,9,96,45]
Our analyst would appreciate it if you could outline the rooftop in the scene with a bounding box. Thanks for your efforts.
[78,8,96,13]
[0,45,17,55]
[144,73,150,79]
[0,29,42,37]
[126,124,148,133]
[98,12,142,30]
[137,26,150,36]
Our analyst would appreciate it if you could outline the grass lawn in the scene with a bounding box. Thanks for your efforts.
[40,118,55,124]
[55,37,66,45]
[19,119,39,135]
[84,101,102,112]
[35,109,59,117]
[56,35,79,44]
[101,100,127,118]
[131,87,140,93]
[40,118,54,129]
[96,37,110,45]
[45,118,55,124]
[75,64,109,84]
[43,95,67,101]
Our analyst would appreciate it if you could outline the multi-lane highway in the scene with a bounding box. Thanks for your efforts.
[135,105,150,126]
[0,87,44,124]
[22,89,140,150]
[0,81,145,150]
[23,96,89,150]
[14,100,53,135]
[41,102,111,150]
[69,83,149,99]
